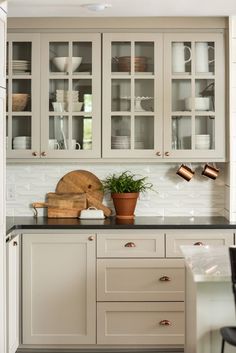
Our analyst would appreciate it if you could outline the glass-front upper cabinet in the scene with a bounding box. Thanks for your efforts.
[163,33,225,160]
[6,34,40,158]
[102,33,163,158]
[40,33,101,158]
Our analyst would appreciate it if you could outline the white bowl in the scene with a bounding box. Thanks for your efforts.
[52,57,82,72]
[185,97,210,111]
[72,102,83,112]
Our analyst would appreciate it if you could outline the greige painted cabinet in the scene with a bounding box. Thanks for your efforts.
[6,235,19,353]
[0,7,6,88]
[22,233,96,345]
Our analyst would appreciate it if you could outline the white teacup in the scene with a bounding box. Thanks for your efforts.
[48,139,60,150]
[66,139,81,150]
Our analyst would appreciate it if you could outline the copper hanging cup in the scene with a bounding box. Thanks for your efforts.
[202,163,219,180]
[176,164,195,182]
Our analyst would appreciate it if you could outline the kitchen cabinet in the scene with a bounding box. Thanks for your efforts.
[0,87,5,226]
[102,32,225,161]
[0,6,6,88]
[40,33,101,158]
[6,235,20,353]
[6,34,40,158]
[165,229,234,257]
[22,233,96,345]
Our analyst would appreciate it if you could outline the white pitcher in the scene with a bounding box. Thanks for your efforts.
[195,42,214,73]
[172,42,192,73]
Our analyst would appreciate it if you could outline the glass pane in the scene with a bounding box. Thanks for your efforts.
[171,116,192,150]
[135,116,154,149]
[172,42,192,74]
[72,79,92,112]
[195,42,215,75]
[72,116,92,150]
[73,42,92,74]
[135,42,153,73]
[12,79,31,112]
[49,79,69,112]
[111,42,131,73]
[49,116,68,150]
[111,116,131,150]
[49,42,69,74]
[6,42,8,75]
[12,116,31,150]
[12,42,31,75]
[172,79,191,111]
[195,116,215,150]
[195,79,214,112]
[112,79,131,111]
[134,79,154,112]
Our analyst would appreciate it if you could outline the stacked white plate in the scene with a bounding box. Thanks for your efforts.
[56,90,79,103]
[195,134,210,150]
[8,60,31,74]
[13,136,31,150]
[111,135,130,149]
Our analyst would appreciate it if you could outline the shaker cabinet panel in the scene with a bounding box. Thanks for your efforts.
[0,8,6,88]
[40,33,101,158]
[166,230,234,258]
[163,33,225,160]
[22,233,96,345]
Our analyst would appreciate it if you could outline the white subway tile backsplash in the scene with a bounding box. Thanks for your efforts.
[6,163,225,217]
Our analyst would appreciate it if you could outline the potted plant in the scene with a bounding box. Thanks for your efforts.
[102,171,153,219]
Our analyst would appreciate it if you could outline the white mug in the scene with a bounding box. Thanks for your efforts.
[195,42,214,73]
[172,42,192,73]
[48,139,59,150]
[66,139,81,150]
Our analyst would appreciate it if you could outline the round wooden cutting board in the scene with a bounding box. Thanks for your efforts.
[56,170,103,201]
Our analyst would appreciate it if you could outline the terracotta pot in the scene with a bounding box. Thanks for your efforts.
[111,192,139,219]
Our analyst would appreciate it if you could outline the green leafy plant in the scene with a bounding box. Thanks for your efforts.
[102,171,154,194]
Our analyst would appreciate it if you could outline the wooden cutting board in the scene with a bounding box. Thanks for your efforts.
[55,170,111,217]
[32,193,87,218]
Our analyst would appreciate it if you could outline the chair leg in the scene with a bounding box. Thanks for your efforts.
[221,339,225,353]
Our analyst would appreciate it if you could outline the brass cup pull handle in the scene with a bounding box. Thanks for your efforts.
[159,276,171,282]
[88,236,95,241]
[41,151,47,157]
[165,151,170,157]
[13,241,18,246]
[156,151,161,156]
[159,319,171,326]
[32,151,38,156]
[194,241,204,246]
[124,242,136,248]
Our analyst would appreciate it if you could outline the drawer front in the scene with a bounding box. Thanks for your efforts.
[97,302,184,345]
[166,230,234,258]
[97,233,165,258]
[97,259,185,301]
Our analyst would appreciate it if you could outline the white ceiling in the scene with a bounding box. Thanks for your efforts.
[8,0,236,17]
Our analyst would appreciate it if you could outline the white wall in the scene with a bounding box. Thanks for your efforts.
[6,163,225,217]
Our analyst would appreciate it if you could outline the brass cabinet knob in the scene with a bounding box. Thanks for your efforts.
[165,151,170,157]
[32,151,38,157]
[194,241,204,246]
[13,241,18,246]
[41,152,47,157]
[88,236,95,241]
[156,151,161,156]
[159,319,171,326]
[159,275,171,282]
[124,242,136,248]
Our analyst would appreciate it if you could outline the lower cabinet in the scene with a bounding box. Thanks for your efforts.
[22,233,96,345]
[6,235,20,353]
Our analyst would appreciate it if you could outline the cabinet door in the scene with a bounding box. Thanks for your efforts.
[22,233,96,345]
[103,33,163,159]
[6,34,40,159]
[166,229,234,258]
[40,33,101,159]
[0,7,6,88]
[0,88,5,227]
[163,33,225,161]
[6,236,19,353]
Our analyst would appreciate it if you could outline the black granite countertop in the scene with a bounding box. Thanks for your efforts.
[6,216,236,236]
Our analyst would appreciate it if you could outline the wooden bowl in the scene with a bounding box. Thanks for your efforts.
[12,94,28,111]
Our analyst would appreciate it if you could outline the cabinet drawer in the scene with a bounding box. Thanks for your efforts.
[97,302,184,345]
[97,233,165,258]
[166,230,234,258]
[97,259,184,301]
